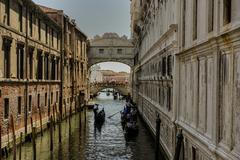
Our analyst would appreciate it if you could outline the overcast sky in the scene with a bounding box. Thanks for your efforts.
[33,0,131,72]
[33,0,131,38]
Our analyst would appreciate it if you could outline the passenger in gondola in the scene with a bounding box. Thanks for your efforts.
[126,93,131,103]
[131,107,138,122]
[93,104,99,114]
[126,102,132,113]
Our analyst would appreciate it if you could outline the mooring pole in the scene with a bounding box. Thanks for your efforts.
[0,125,1,160]
[79,109,82,129]
[173,130,184,160]
[155,114,161,160]
[32,127,36,160]
[84,102,87,124]
[30,117,36,160]
[19,132,22,160]
[50,116,53,151]
[10,115,16,160]
[58,113,62,143]
[38,107,43,136]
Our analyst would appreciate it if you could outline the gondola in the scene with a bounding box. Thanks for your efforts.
[121,108,139,137]
[124,122,139,137]
[86,101,96,110]
[94,108,105,124]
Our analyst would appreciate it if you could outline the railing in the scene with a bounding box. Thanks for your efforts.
[90,81,129,86]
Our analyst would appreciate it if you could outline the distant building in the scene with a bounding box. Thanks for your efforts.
[101,70,129,83]
[90,65,103,83]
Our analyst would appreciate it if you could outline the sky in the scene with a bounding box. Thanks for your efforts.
[96,62,130,73]
[33,0,131,38]
[33,0,131,72]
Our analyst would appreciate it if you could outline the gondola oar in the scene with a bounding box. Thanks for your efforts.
[108,110,121,118]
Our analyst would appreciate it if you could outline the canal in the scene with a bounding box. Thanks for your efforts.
[7,93,161,160]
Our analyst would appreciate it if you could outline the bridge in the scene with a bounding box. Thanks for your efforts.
[88,33,135,68]
[90,82,130,96]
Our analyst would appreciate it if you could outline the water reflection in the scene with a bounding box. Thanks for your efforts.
[7,93,162,160]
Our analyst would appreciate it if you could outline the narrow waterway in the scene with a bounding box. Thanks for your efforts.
[7,93,161,160]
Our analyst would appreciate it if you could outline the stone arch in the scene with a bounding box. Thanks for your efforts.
[88,33,135,69]
[88,59,133,69]
[90,84,129,96]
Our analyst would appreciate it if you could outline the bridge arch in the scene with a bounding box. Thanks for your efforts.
[88,33,134,68]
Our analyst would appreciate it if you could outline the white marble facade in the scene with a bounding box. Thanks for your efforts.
[131,0,240,159]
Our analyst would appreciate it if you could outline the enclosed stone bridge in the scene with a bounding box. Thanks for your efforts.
[90,82,130,96]
[88,33,135,68]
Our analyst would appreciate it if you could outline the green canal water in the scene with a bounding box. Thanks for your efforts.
[7,93,162,160]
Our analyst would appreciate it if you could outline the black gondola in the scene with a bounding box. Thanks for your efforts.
[94,108,105,124]
[124,122,139,137]
[121,106,139,137]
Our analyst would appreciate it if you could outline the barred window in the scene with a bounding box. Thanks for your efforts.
[162,57,167,76]
[167,55,173,76]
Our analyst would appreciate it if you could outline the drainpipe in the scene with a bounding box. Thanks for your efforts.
[59,13,64,120]
[24,2,29,138]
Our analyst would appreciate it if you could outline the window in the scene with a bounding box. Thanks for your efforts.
[99,49,104,54]
[18,4,23,32]
[3,39,11,78]
[38,19,41,41]
[45,93,47,106]
[37,94,40,108]
[192,147,196,160]
[167,55,173,76]
[18,97,21,115]
[167,87,172,111]
[4,98,9,119]
[208,0,214,32]
[69,33,72,46]
[57,33,59,49]
[117,49,123,54]
[56,58,59,80]
[158,61,162,75]
[45,24,48,44]
[51,57,56,80]
[29,48,33,79]
[193,0,198,40]
[52,28,54,47]
[17,44,24,79]
[5,0,10,25]
[56,91,59,103]
[51,92,53,104]
[162,57,166,76]
[29,12,33,37]
[37,50,43,80]
[29,95,32,112]
[223,0,231,25]
[44,54,49,80]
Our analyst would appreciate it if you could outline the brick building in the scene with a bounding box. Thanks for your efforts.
[0,0,88,149]
[39,5,89,119]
